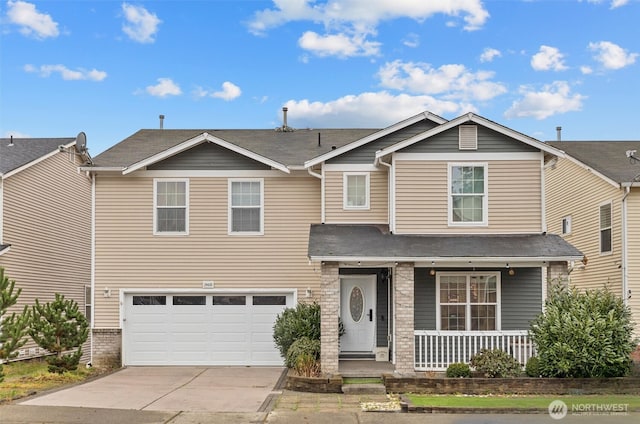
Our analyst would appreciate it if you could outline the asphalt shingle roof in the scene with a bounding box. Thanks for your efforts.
[0,138,75,175]
[92,128,380,168]
[308,224,583,260]
[548,141,640,184]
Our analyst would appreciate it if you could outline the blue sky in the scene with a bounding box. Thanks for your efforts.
[1,0,639,156]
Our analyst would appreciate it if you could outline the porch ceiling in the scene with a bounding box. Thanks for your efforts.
[307,224,584,264]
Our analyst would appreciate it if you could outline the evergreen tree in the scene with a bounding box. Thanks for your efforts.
[0,267,30,382]
[30,293,88,374]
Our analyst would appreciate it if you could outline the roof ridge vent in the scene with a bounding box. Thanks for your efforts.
[275,107,295,132]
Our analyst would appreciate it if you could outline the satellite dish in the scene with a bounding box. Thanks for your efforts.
[76,132,87,152]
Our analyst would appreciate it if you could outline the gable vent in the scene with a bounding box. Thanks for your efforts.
[459,125,478,150]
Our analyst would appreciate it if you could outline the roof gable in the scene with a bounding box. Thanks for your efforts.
[304,111,447,168]
[547,141,640,186]
[122,133,290,174]
[375,113,564,160]
[0,137,76,177]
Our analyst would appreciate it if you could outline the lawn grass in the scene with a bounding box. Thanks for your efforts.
[0,359,102,403]
[405,394,640,410]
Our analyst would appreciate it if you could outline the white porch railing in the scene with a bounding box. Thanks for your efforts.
[414,330,534,371]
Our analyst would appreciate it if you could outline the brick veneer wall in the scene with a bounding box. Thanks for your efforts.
[92,328,121,368]
[394,262,415,375]
[320,262,340,375]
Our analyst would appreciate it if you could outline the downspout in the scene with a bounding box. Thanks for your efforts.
[307,167,325,223]
[377,155,394,233]
[622,185,630,305]
[90,172,96,366]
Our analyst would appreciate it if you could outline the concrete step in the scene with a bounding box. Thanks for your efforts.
[341,383,387,395]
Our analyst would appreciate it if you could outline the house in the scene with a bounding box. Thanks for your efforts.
[84,111,582,373]
[545,140,640,343]
[0,134,92,361]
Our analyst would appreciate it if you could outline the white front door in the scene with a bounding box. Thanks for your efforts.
[340,275,376,353]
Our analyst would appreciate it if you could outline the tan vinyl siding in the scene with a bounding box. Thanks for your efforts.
[395,160,542,234]
[324,170,388,223]
[94,174,321,327]
[0,152,91,358]
[623,191,640,336]
[545,157,622,293]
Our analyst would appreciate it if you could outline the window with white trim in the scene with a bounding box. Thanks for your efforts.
[84,285,92,325]
[154,179,188,234]
[229,179,263,234]
[599,202,612,254]
[449,164,487,225]
[437,272,500,331]
[343,173,369,209]
[562,216,572,235]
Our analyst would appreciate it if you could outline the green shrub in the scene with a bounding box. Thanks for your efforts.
[293,353,321,377]
[525,356,541,377]
[273,302,344,361]
[285,336,321,369]
[446,362,471,378]
[470,348,522,378]
[529,283,636,378]
[273,303,321,359]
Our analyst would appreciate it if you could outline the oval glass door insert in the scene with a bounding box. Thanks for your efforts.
[349,286,364,322]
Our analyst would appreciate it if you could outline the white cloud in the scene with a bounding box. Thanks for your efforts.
[580,65,593,75]
[480,48,501,63]
[505,81,585,120]
[145,78,181,97]
[377,60,507,102]
[121,3,161,43]
[6,1,59,39]
[248,0,489,57]
[580,0,629,8]
[213,82,242,101]
[588,41,638,70]
[282,91,467,128]
[24,64,107,81]
[402,33,419,48]
[531,45,568,71]
[193,82,242,101]
[298,31,381,57]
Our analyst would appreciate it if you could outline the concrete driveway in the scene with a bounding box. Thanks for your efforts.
[20,366,285,413]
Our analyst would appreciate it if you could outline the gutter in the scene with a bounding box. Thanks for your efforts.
[307,166,325,222]
[622,186,630,305]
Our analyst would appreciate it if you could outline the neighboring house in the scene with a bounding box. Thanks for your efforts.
[0,135,92,361]
[545,141,640,341]
[85,111,582,373]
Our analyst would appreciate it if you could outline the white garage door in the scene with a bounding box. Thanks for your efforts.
[123,292,292,366]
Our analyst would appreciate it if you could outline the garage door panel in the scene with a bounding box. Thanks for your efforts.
[124,292,291,366]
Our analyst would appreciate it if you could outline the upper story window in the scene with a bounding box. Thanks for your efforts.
[448,163,487,226]
[599,202,612,254]
[437,272,500,331]
[229,179,263,235]
[343,173,370,210]
[562,216,572,235]
[154,179,188,235]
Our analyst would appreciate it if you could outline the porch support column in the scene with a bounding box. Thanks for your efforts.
[394,262,415,375]
[547,261,569,286]
[320,262,340,375]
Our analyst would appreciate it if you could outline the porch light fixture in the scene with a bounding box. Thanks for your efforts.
[508,268,515,276]
[103,287,111,297]
[306,287,312,298]
[429,268,436,276]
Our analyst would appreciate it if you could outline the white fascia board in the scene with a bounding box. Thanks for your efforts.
[562,154,621,189]
[123,133,290,175]
[309,255,583,263]
[375,113,566,159]
[79,166,126,172]
[304,111,446,168]
[2,140,76,180]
